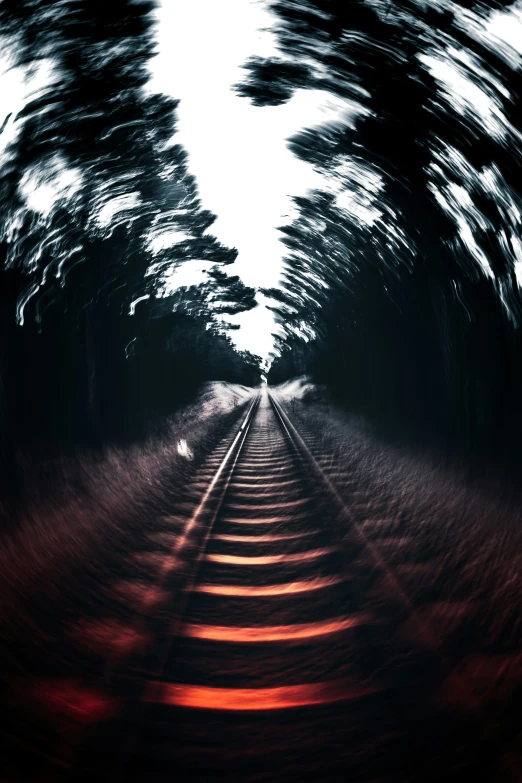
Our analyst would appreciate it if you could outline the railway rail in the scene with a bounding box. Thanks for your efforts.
[4,388,504,781]
[62,387,487,782]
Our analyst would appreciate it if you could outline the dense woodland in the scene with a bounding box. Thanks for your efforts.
[0,0,261,509]
[245,0,522,467]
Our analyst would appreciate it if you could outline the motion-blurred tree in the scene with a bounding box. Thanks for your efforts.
[0,0,258,478]
[241,0,522,463]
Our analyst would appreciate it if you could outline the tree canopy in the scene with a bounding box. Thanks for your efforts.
[248,0,522,461]
[0,0,260,468]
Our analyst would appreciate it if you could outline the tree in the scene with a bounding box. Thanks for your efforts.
[239,0,522,461]
[0,0,258,463]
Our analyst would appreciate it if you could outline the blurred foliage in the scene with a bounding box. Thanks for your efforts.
[0,0,260,509]
[247,0,522,464]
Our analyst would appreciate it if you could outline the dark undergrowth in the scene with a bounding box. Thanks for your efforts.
[0,383,253,635]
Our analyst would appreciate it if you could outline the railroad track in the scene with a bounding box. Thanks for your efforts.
[4,389,499,781]
[65,387,486,783]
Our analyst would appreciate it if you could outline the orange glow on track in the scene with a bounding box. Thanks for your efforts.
[192,575,345,596]
[221,514,310,525]
[182,613,372,642]
[70,619,150,655]
[226,499,310,512]
[206,548,334,565]
[28,679,118,724]
[213,532,315,543]
[144,679,378,710]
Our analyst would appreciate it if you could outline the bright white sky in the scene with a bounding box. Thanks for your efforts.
[149,0,351,359]
[148,0,522,361]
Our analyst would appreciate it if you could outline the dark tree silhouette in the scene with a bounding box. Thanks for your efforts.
[244,0,522,466]
[0,0,260,518]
